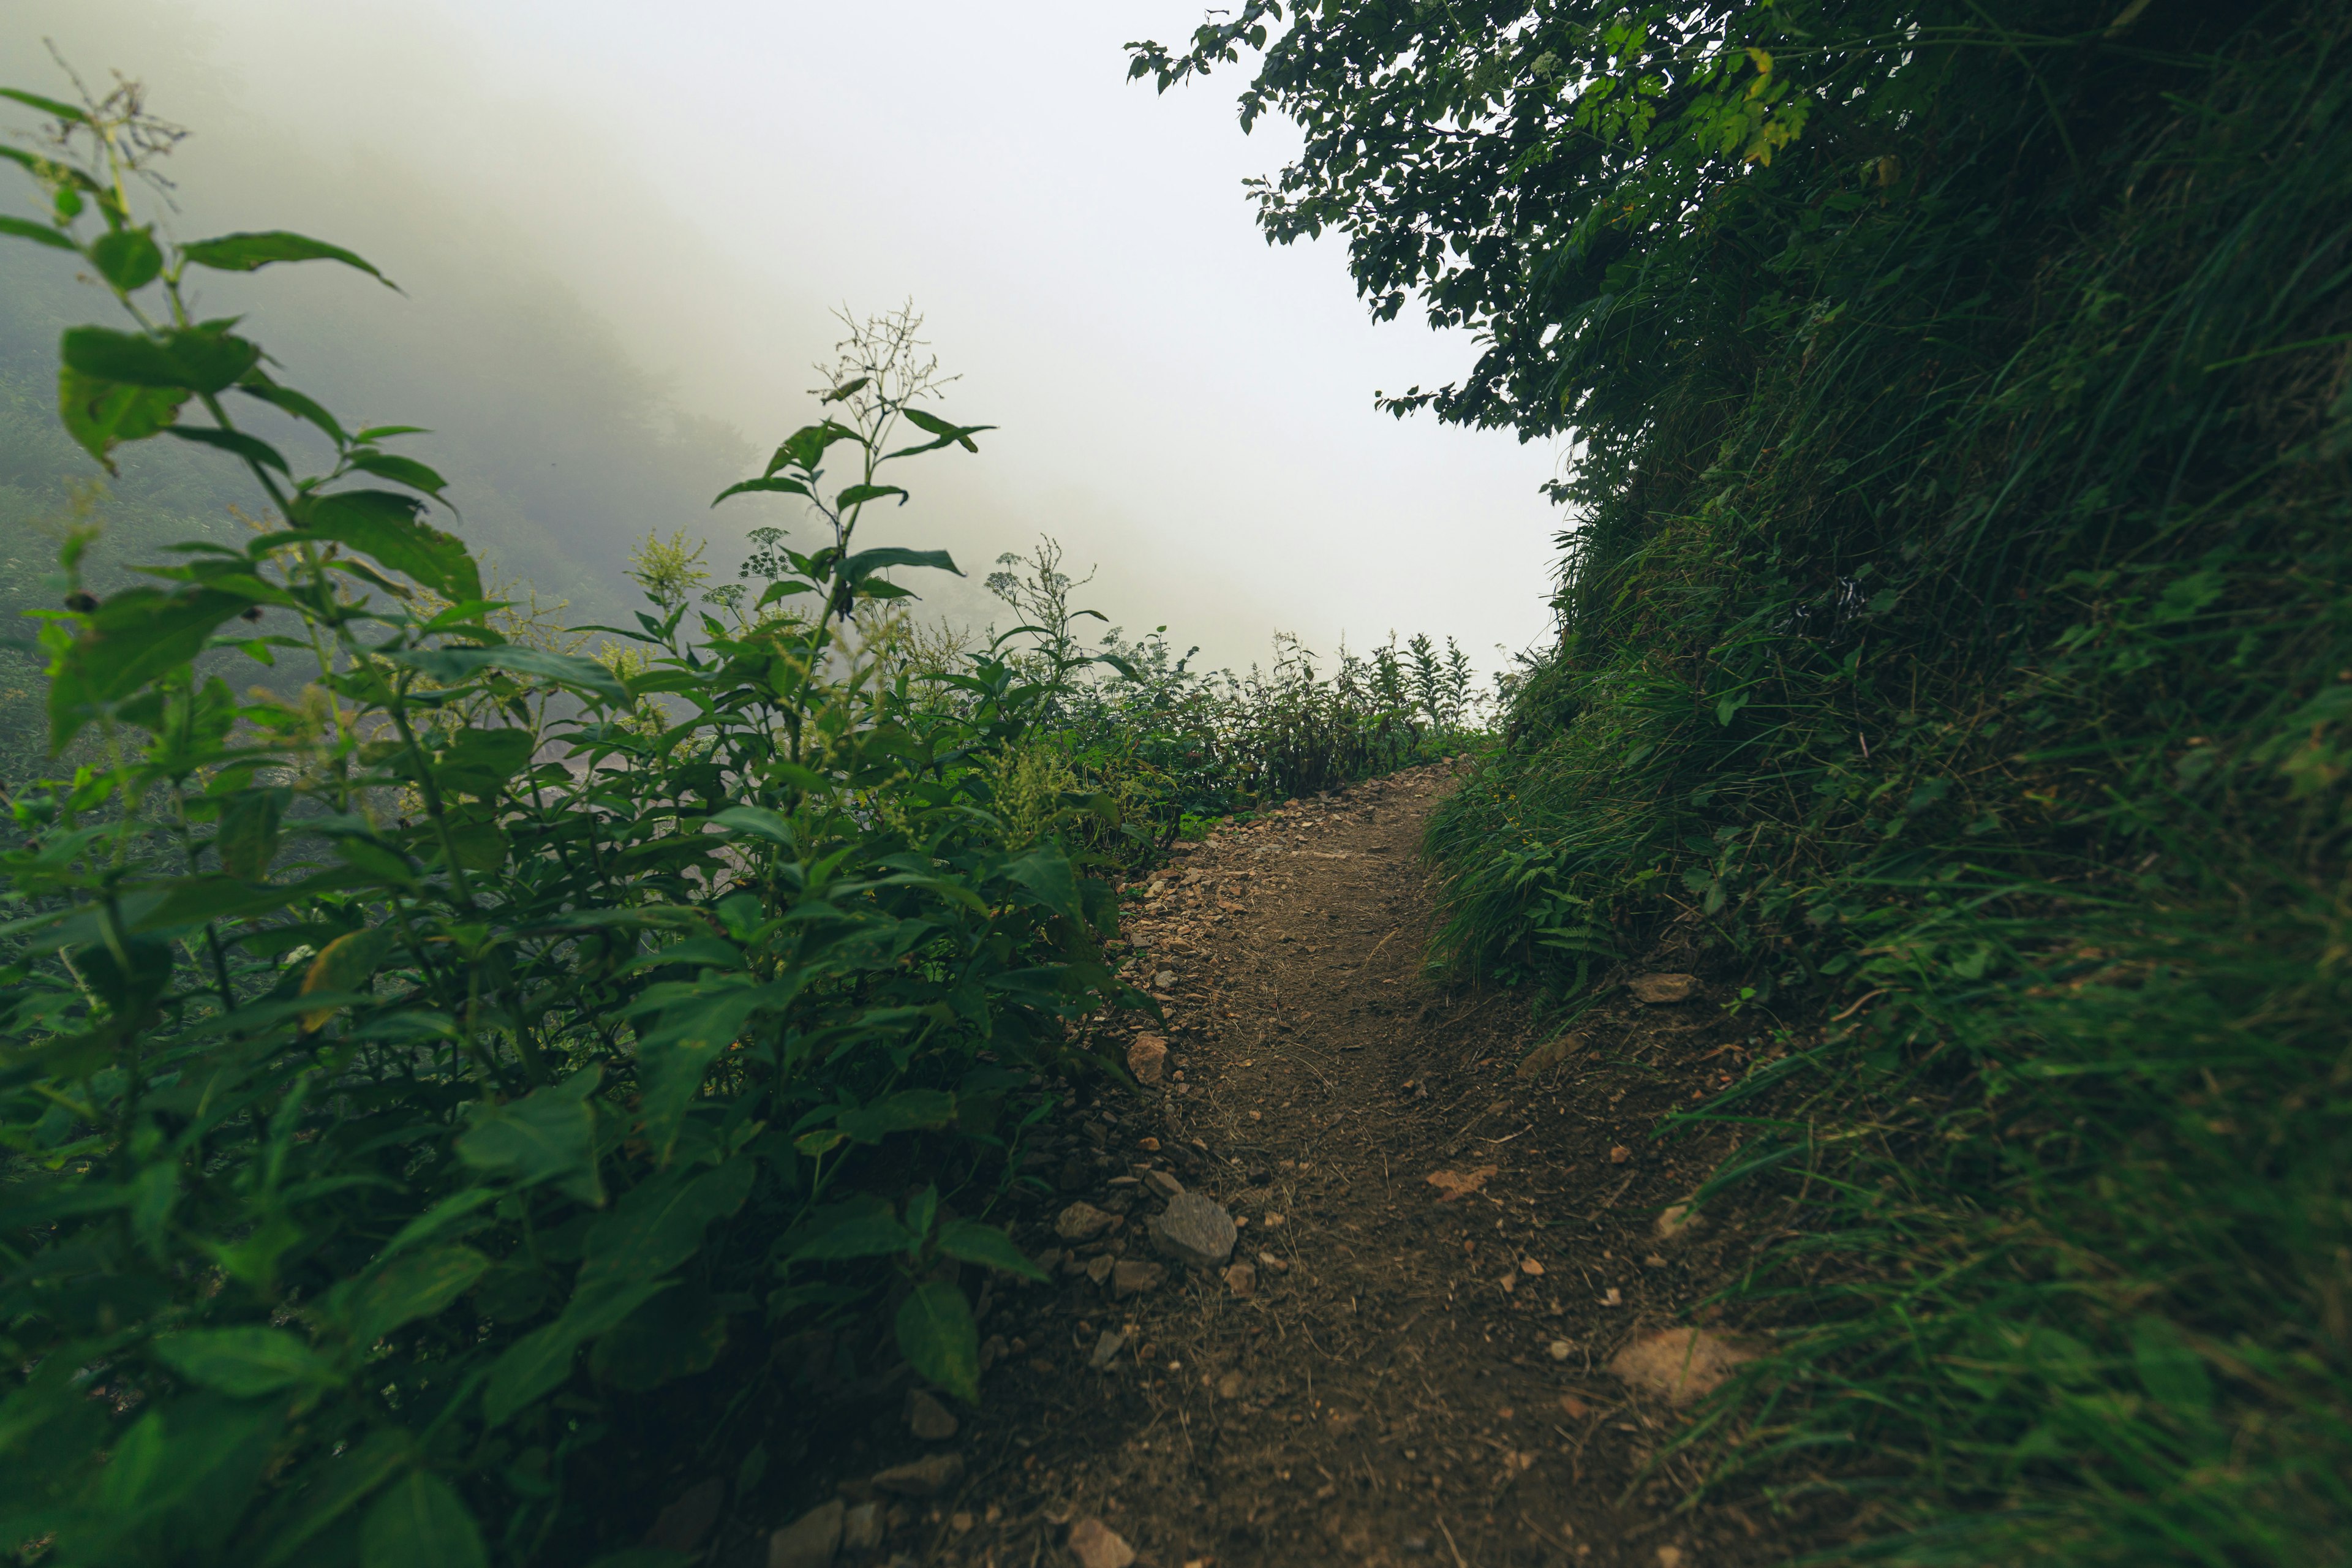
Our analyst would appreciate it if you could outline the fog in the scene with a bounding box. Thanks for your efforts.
[1,1,1566,674]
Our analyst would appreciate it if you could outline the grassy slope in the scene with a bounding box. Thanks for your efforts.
[1427,11,2352,1563]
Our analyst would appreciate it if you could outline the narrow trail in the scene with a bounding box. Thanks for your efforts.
[733,764,1801,1568]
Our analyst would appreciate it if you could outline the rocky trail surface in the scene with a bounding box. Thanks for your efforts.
[703,764,1805,1568]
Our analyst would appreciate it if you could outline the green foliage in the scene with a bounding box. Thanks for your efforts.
[0,81,1130,1567]
[1146,1,2352,1561]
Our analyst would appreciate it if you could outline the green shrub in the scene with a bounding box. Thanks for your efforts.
[0,85,1125,1567]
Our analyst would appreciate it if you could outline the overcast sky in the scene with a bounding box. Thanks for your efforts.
[7,1,1565,676]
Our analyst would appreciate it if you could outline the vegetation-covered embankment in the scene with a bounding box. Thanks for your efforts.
[1137,1,2352,1559]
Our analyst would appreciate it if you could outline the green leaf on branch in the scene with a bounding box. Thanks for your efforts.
[0,87,89,123]
[165,424,292,473]
[88,227,163,291]
[895,1280,981,1404]
[935,1218,1049,1280]
[58,366,189,470]
[346,450,451,499]
[359,1472,486,1568]
[385,644,625,704]
[834,483,908,509]
[711,476,812,507]
[578,1157,755,1287]
[840,546,962,584]
[835,1088,958,1144]
[454,1068,605,1205]
[62,325,262,393]
[151,1327,344,1398]
[287,489,482,603]
[0,214,74,251]
[182,229,395,287]
[333,1246,492,1345]
[214,788,286,879]
[588,1278,728,1390]
[890,407,995,455]
[300,925,397,1031]
[481,1277,671,1425]
[764,420,862,477]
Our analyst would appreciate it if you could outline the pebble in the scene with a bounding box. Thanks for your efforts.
[1257,1251,1288,1273]
[870,1453,963,1498]
[905,1389,959,1441]
[1216,1371,1245,1399]
[1223,1261,1256,1298]
[1144,1169,1184,1198]
[1548,1340,1574,1361]
[1111,1259,1167,1298]
[1515,1031,1585,1079]
[1088,1330,1127,1370]
[1610,1328,1752,1405]
[641,1477,725,1555]
[1085,1254,1116,1286]
[1148,1191,1238,1267]
[1068,1518,1137,1568]
[1609,1145,1632,1164]
[1657,1549,1685,1568]
[1629,972,1698,1004]
[1153,970,1177,989]
[1055,1203,1118,1243]
[841,1502,883,1552]
[1656,1202,1699,1240]
[1126,1033,1169,1084]
[767,1499,842,1568]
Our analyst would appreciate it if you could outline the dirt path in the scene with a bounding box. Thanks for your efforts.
[726,764,1801,1568]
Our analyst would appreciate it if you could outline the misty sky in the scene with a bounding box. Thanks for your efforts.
[5,1,1566,676]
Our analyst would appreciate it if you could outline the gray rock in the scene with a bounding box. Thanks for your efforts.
[642,1476,726,1555]
[1148,1190,1237,1268]
[1629,972,1698,1004]
[905,1389,959,1441]
[1054,1202,1117,1243]
[1143,1169,1183,1199]
[870,1452,963,1498]
[1110,1259,1166,1298]
[841,1501,884,1552]
[1152,969,1177,989]
[768,1498,843,1568]
[1088,1329,1127,1370]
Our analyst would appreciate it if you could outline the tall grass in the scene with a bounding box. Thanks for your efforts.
[1426,6,2352,1559]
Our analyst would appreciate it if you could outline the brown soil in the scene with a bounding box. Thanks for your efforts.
[716,763,1811,1568]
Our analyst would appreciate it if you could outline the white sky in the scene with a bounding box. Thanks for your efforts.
[10,0,1566,676]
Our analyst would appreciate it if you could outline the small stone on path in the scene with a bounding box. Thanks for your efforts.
[1629,972,1698,1004]
[767,1499,842,1568]
[1426,1166,1496,1202]
[1610,1328,1753,1405]
[1088,1330,1128,1370]
[1548,1340,1574,1361]
[905,1389,958,1441]
[842,1502,883,1552]
[870,1453,963,1497]
[1067,1517,1137,1568]
[1111,1259,1166,1298]
[1148,1191,1237,1267]
[1055,1202,1117,1243]
[642,1477,725,1555]
[1085,1254,1115,1286]
[1126,1034,1168,1085]
[1144,1169,1184,1198]
[1223,1261,1256,1297]
[1656,1202,1700,1240]
[1516,1032,1584,1078]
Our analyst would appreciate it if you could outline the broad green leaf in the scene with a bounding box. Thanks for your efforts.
[289,489,481,603]
[0,214,74,250]
[934,1218,1049,1280]
[710,805,794,846]
[1000,844,1083,925]
[588,1278,727,1390]
[62,586,250,704]
[255,1429,413,1568]
[61,324,261,393]
[437,725,536,791]
[151,1326,343,1398]
[896,407,994,453]
[895,1280,980,1404]
[57,366,190,472]
[183,229,394,287]
[347,450,450,497]
[840,546,962,584]
[712,476,812,507]
[788,1210,914,1262]
[454,1067,605,1205]
[235,371,350,446]
[834,483,908,509]
[88,227,162,290]
[481,1277,670,1424]
[635,982,795,1161]
[165,424,292,473]
[2130,1316,2214,1419]
[301,925,397,1030]
[337,1245,492,1344]
[215,790,286,880]
[577,1156,755,1288]
[360,1472,486,1568]
[763,420,861,476]
[386,644,625,704]
[835,1088,959,1145]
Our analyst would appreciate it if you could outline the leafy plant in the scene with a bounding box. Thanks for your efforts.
[0,77,1125,1568]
